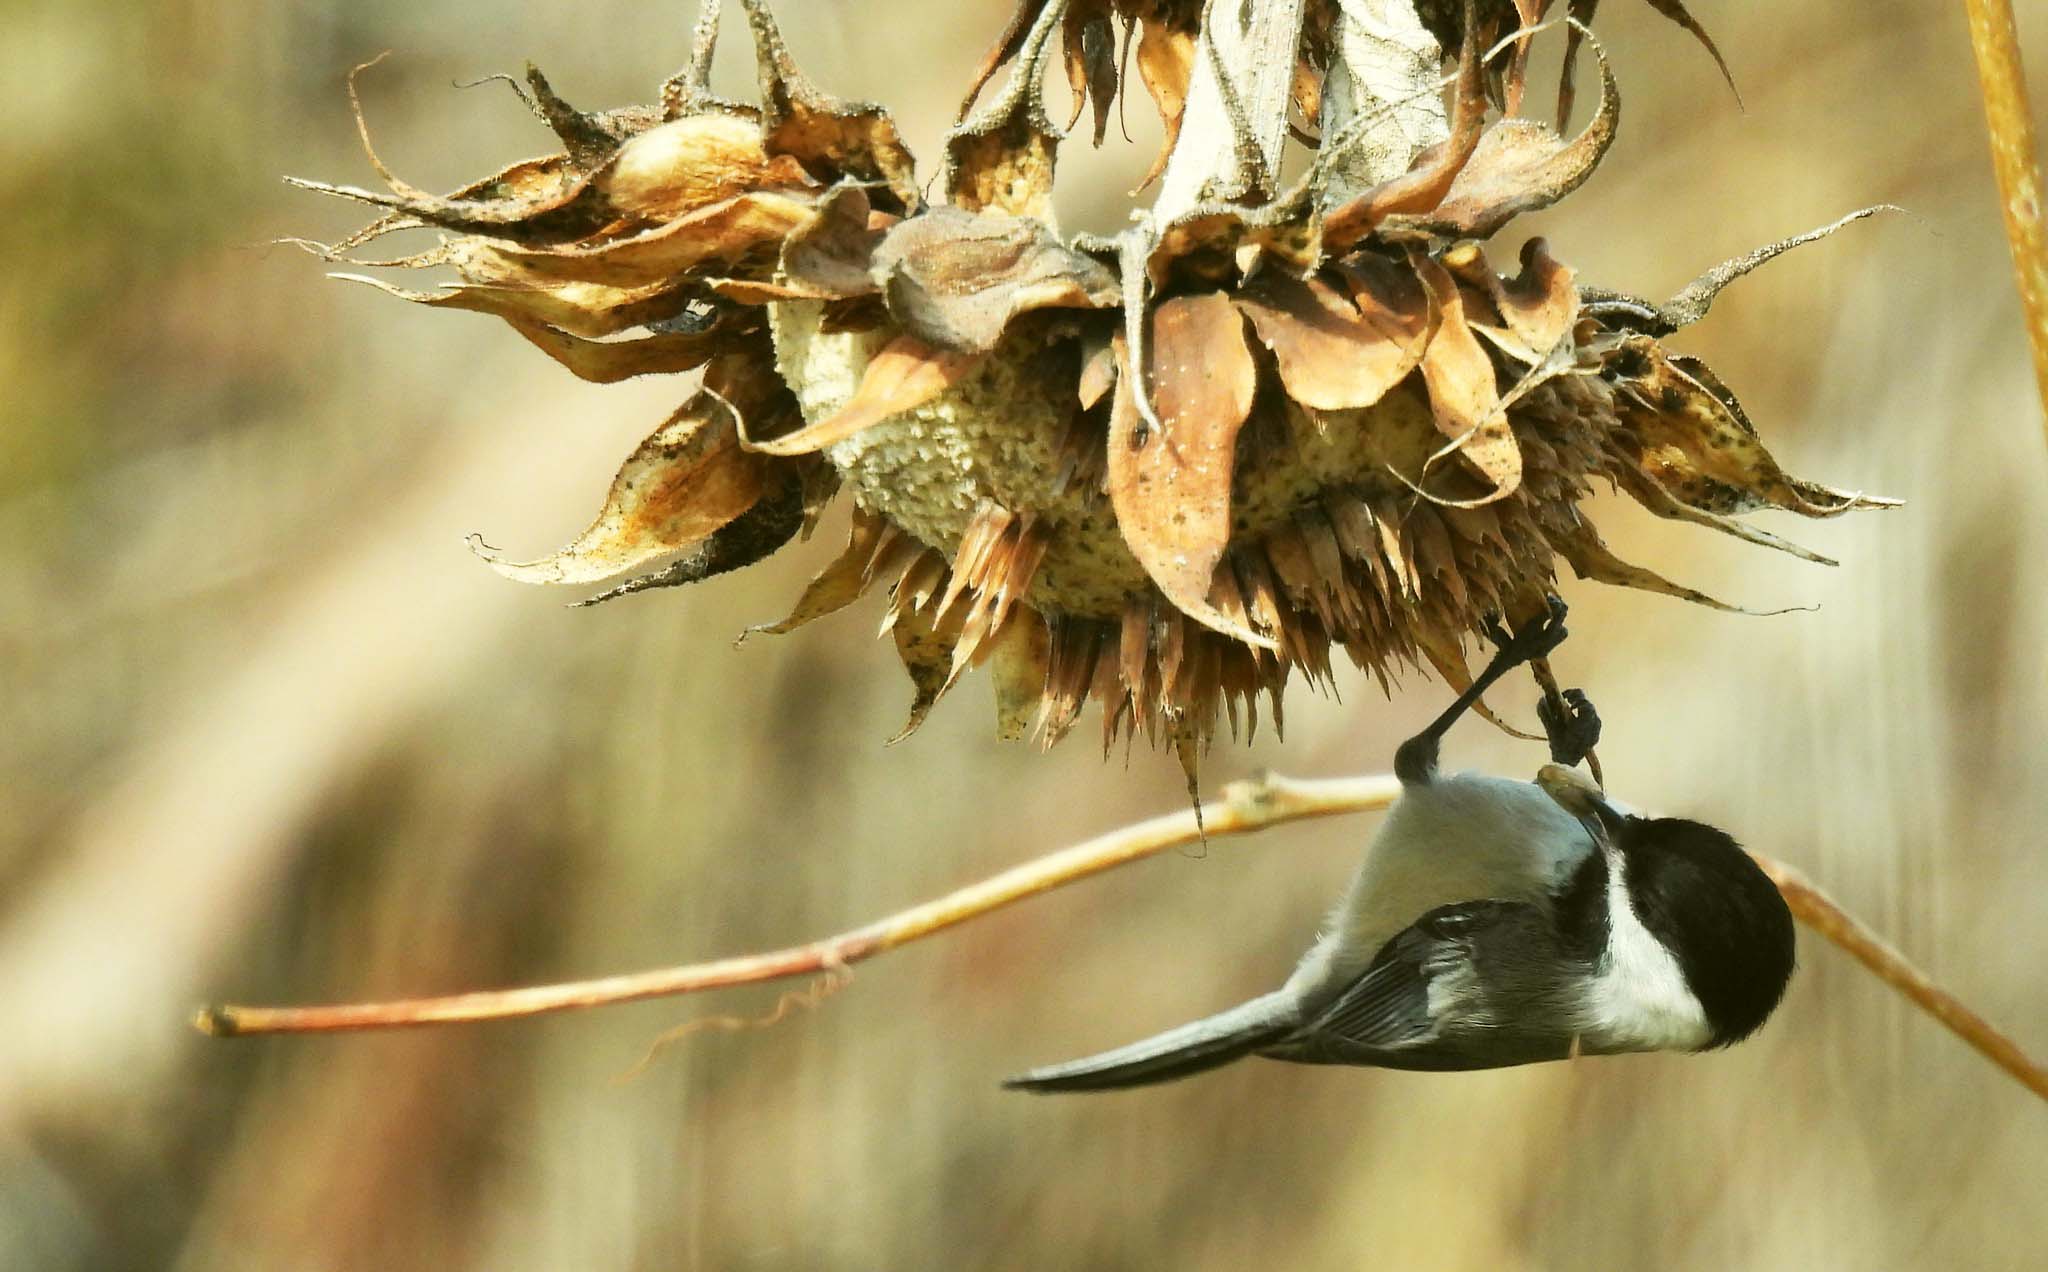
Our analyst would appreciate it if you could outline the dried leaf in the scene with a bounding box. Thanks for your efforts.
[1077,333,1118,409]
[934,502,1018,623]
[1261,522,1322,612]
[439,150,588,208]
[296,78,804,245]
[944,576,1014,690]
[972,516,1052,639]
[288,164,607,249]
[1336,253,1437,337]
[312,151,579,251]
[1388,39,1618,241]
[1325,495,1397,604]
[1119,593,1153,718]
[795,456,840,537]
[746,334,986,456]
[1370,494,1423,600]
[958,2,1049,118]
[1309,0,1448,205]
[1171,726,1204,829]
[872,207,1120,353]
[1642,0,1741,106]
[1613,466,1837,566]
[1290,53,1322,134]
[707,279,836,304]
[1557,0,1601,123]
[1616,206,1900,335]
[471,384,767,585]
[522,63,661,168]
[1405,504,1468,611]
[1236,269,1430,411]
[496,315,753,384]
[1144,206,1324,288]
[945,117,1061,222]
[1232,550,1289,643]
[1414,255,1521,501]
[884,549,949,632]
[1106,296,1275,649]
[1319,12,1487,249]
[1035,617,1105,747]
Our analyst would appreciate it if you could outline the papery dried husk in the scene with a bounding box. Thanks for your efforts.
[943,0,1066,222]
[734,0,919,204]
[576,469,807,607]
[870,207,1119,353]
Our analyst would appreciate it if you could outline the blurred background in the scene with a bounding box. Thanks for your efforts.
[3,1,2044,1267]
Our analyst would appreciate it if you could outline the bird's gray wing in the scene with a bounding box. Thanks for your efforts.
[1264,901,1576,1072]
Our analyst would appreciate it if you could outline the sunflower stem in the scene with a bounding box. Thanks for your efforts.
[1959,0,2048,432]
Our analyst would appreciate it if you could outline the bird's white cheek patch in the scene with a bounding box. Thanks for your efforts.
[1585,862,1712,1052]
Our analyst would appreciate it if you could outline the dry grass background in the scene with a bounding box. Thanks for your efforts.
[2,1,2044,1267]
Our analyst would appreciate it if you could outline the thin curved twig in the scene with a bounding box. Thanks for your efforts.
[194,770,2048,1105]
[1960,0,2048,430]
[1757,857,2048,1103]
[194,773,1401,1036]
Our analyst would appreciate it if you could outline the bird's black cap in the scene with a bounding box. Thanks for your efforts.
[1610,815,1797,1047]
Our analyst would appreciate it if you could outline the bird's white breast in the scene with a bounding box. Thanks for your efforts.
[1580,854,1712,1052]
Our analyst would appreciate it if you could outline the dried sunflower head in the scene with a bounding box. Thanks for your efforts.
[295,0,1894,773]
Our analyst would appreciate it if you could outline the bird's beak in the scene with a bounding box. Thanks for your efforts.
[1536,763,1629,845]
[1582,793,1629,844]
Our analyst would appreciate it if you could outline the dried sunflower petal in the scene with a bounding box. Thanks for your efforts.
[1236,267,1431,411]
[1106,296,1271,648]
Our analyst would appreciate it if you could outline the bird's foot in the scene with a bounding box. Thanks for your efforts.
[1479,594,1570,669]
[1538,687,1601,767]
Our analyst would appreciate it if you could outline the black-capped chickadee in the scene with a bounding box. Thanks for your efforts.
[1006,597,1795,1092]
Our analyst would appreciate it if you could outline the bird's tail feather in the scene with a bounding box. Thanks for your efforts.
[1002,991,1299,1093]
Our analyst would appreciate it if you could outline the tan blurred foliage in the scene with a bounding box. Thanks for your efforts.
[1,2,2044,1268]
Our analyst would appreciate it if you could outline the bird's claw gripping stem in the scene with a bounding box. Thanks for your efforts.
[1538,686,1602,768]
